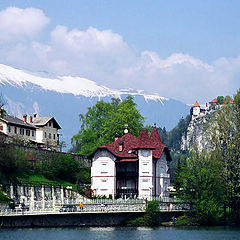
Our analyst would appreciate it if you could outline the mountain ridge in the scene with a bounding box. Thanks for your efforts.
[0,64,190,149]
[0,64,168,103]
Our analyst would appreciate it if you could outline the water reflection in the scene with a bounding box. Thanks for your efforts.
[0,226,240,240]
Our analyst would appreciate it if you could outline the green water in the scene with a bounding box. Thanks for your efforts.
[0,226,240,240]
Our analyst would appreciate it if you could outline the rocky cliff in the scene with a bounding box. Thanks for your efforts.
[181,110,216,151]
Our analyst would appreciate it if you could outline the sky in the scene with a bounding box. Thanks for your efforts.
[0,0,239,104]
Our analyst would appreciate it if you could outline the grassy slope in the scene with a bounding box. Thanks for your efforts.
[15,173,77,190]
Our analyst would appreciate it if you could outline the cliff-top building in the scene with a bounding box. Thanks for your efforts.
[90,127,172,199]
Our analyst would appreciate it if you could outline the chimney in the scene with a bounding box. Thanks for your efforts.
[33,113,37,118]
[30,116,33,123]
[114,133,120,141]
[119,141,124,152]
[23,114,27,123]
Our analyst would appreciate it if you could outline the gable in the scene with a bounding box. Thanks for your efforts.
[93,149,116,162]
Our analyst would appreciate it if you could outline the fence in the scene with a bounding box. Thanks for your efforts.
[0,202,146,216]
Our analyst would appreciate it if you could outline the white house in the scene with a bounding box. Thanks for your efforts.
[0,112,61,150]
[0,114,37,143]
[90,127,172,199]
[32,115,61,149]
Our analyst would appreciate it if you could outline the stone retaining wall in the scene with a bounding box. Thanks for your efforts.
[0,212,144,228]
[0,143,91,167]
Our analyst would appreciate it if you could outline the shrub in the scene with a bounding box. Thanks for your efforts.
[127,200,162,227]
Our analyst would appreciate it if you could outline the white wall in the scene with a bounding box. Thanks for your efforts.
[138,149,153,199]
[0,120,36,141]
[155,152,170,198]
[193,106,200,116]
[91,150,116,197]
[0,121,7,134]
[36,128,43,143]
[36,120,58,148]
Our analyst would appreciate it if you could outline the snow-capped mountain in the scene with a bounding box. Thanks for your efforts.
[0,64,190,149]
[0,64,166,102]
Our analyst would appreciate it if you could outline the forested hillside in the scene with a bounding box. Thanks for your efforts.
[174,89,240,225]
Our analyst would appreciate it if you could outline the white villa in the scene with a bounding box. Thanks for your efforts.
[90,127,172,199]
[0,112,61,150]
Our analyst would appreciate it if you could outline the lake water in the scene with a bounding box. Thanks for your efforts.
[0,226,240,240]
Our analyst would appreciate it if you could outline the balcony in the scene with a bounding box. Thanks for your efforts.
[117,188,138,196]
[116,171,138,178]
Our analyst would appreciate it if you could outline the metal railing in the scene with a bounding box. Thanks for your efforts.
[158,202,191,211]
[0,202,146,216]
[0,201,190,216]
[85,198,146,204]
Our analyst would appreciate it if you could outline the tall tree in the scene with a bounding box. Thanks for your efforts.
[176,150,225,224]
[206,90,240,221]
[71,96,144,155]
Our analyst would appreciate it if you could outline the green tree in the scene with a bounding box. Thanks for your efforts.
[167,114,191,151]
[42,154,79,183]
[71,96,144,155]
[206,90,240,221]
[176,89,240,224]
[0,147,29,182]
[176,150,225,224]
[161,127,168,145]
[217,96,224,104]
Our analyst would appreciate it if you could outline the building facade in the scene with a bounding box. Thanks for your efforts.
[33,116,61,149]
[91,127,172,199]
[0,115,37,143]
[0,112,61,150]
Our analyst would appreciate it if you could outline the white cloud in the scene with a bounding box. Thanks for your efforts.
[0,15,239,104]
[51,26,128,53]
[0,7,49,42]
[140,52,214,72]
[116,53,240,103]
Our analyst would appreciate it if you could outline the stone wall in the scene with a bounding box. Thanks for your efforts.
[0,143,91,167]
[0,211,185,228]
[0,212,144,228]
[2,184,85,211]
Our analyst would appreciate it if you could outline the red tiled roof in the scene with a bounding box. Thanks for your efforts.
[150,127,168,159]
[193,101,200,107]
[209,98,217,103]
[99,132,139,159]
[96,127,171,161]
[133,129,155,149]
